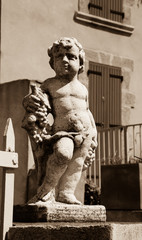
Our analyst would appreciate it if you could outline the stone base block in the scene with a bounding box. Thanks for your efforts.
[8,222,142,240]
[14,202,106,222]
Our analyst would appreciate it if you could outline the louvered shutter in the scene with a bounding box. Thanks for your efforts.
[110,0,124,23]
[109,67,122,126]
[89,0,124,23]
[89,62,103,126]
[89,0,103,18]
[88,62,122,128]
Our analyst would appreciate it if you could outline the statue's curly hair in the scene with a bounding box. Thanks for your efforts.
[48,37,85,74]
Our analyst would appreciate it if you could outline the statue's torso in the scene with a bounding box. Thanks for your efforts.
[41,78,92,133]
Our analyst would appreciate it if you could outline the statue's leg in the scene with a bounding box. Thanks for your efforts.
[57,134,92,204]
[28,137,74,203]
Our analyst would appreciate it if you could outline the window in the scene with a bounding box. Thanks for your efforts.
[74,0,134,35]
[88,62,122,128]
[88,0,124,23]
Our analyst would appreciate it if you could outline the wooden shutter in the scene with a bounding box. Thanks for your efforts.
[109,67,122,126]
[89,62,103,126]
[89,0,103,18]
[88,0,124,23]
[88,62,122,128]
[110,0,124,23]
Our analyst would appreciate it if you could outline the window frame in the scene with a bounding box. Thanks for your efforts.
[74,0,134,36]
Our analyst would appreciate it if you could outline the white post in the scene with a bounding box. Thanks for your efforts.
[0,118,18,240]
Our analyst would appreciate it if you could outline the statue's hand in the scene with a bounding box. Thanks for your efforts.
[91,135,97,150]
[23,94,41,112]
[23,85,51,113]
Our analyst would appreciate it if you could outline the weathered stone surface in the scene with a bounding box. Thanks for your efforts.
[122,91,135,107]
[121,70,131,90]
[85,49,100,63]
[99,52,111,65]
[112,223,142,240]
[8,222,112,240]
[121,106,131,125]
[78,0,90,13]
[8,222,142,240]
[123,5,131,25]
[112,56,134,71]
[22,37,98,206]
[14,202,106,222]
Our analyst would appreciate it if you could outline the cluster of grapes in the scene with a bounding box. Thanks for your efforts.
[83,138,97,171]
[23,85,52,143]
[28,110,50,143]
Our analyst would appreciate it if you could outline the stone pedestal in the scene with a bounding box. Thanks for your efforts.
[14,202,106,222]
[8,222,142,240]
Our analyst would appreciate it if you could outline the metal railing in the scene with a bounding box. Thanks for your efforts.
[86,123,142,190]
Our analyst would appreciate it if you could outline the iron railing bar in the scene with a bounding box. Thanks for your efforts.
[133,126,135,158]
[140,125,142,158]
[112,129,115,164]
[107,129,111,164]
[98,131,101,190]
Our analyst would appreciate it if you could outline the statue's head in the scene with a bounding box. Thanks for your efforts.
[48,37,85,74]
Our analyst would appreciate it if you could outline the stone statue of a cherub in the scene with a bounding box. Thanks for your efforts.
[22,37,97,205]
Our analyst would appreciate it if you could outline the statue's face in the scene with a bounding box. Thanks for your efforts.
[53,45,80,78]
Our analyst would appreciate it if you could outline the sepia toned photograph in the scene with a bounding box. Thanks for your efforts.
[0,0,142,239]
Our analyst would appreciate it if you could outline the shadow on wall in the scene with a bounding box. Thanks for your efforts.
[0,79,33,205]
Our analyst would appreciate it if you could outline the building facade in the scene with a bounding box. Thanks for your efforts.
[0,0,142,204]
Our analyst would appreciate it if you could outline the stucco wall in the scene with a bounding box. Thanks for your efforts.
[1,0,79,82]
[1,0,142,124]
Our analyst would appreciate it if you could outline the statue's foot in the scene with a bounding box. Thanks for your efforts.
[38,192,55,202]
[36,183,50,199]
[27,194,40,204]
[27,186,55,204]
[57,192,82,205]
[36,185,55,202]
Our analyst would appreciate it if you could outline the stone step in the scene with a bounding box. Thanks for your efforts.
[13,202,106,222]
[8,222,142,240]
